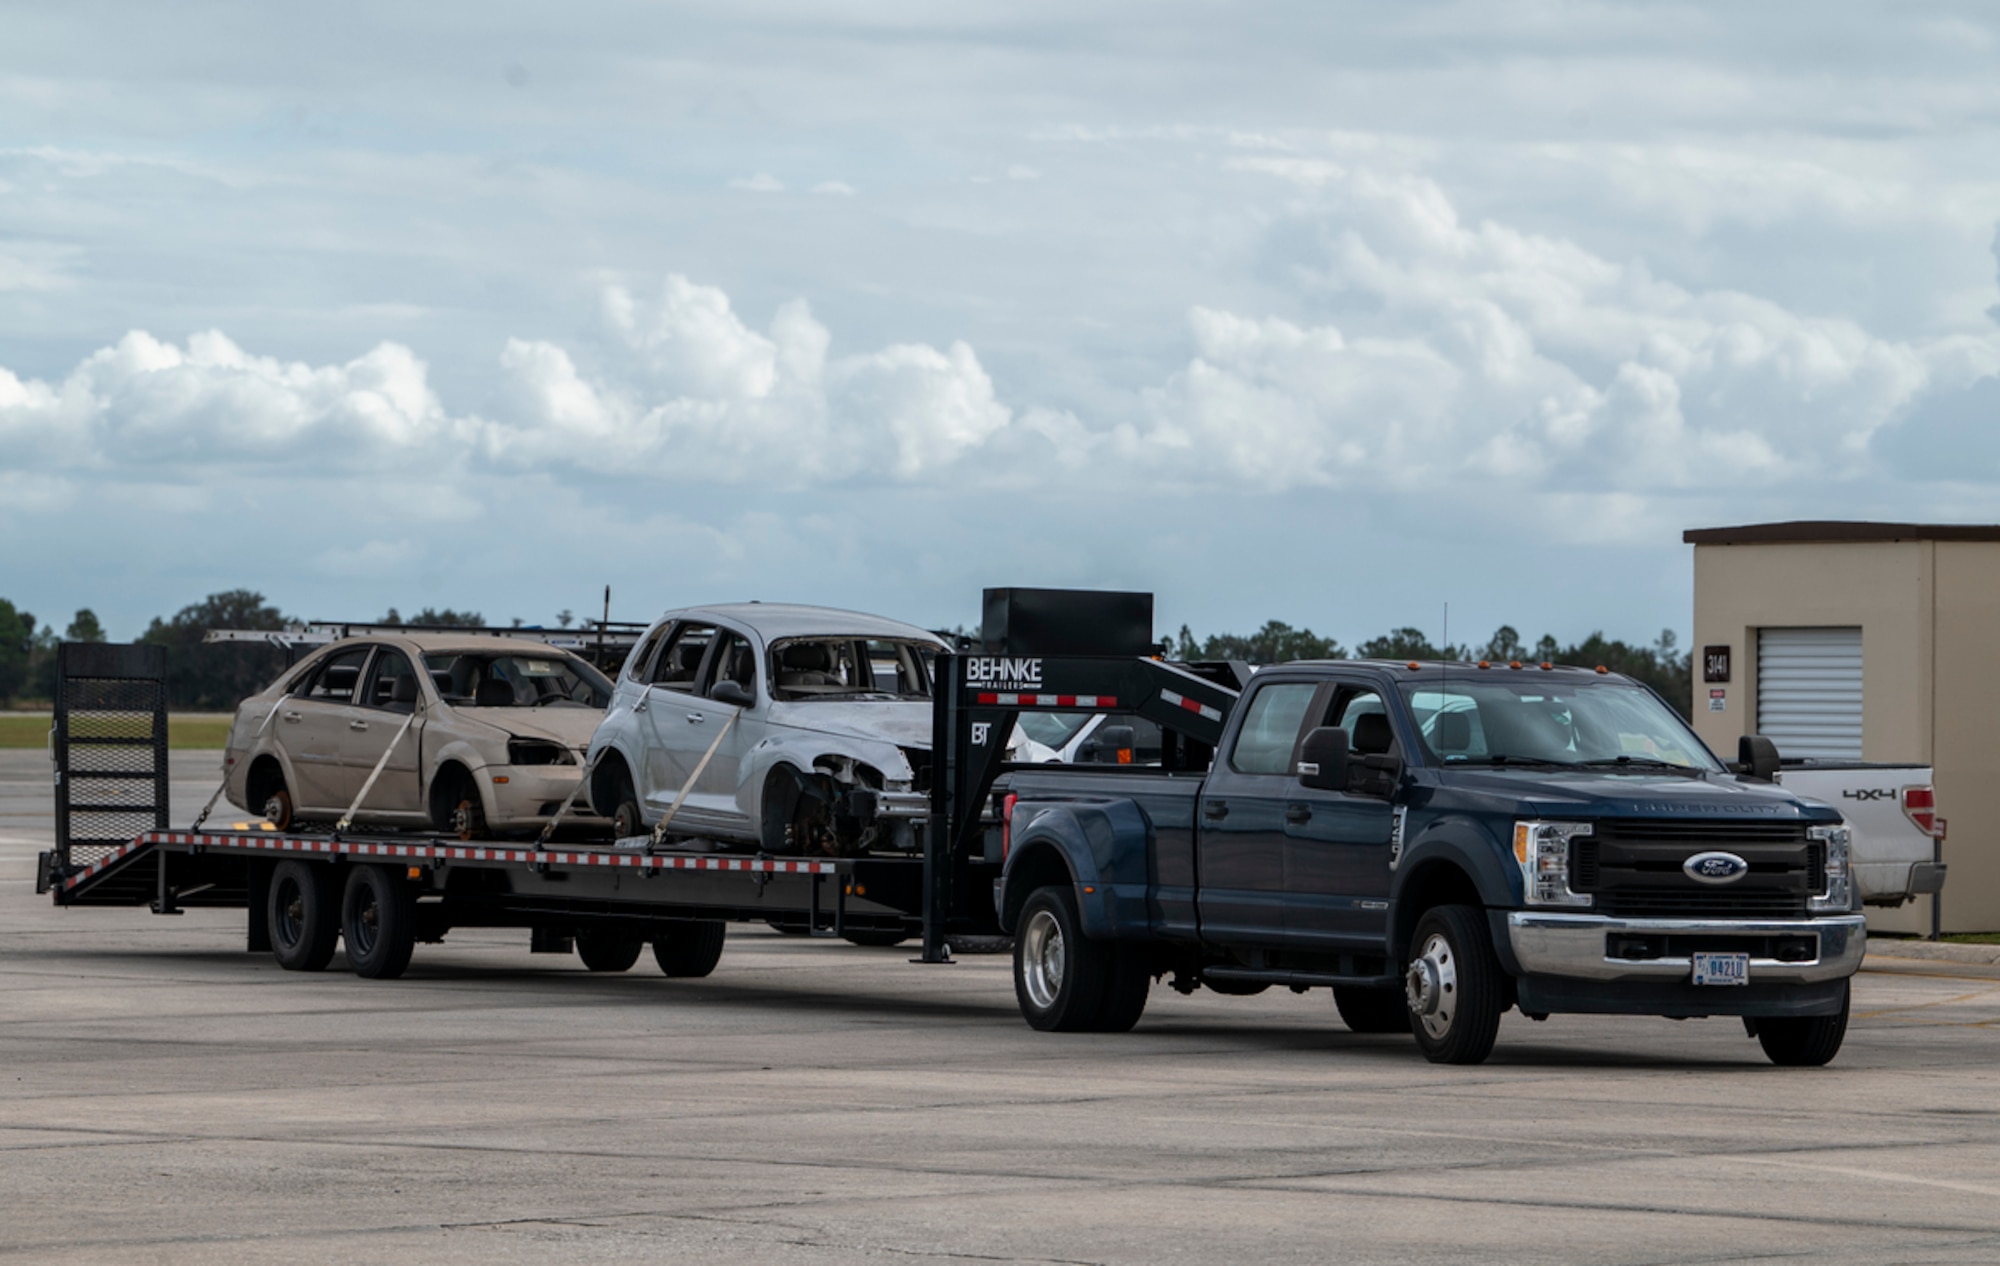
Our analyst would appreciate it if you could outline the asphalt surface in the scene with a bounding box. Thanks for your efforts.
[4,750,1999,1265]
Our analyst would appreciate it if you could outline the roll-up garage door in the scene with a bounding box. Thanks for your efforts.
[1756,627,1863,760]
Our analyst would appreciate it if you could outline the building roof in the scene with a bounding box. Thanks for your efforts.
[1683,521,2000,546]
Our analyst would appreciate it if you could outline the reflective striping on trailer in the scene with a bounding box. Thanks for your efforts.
[1158,689,1225,723]
[63,830,844,891]
[974,693,1116,708]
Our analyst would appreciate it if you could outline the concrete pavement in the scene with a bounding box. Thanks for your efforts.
[4,751,1998,1264]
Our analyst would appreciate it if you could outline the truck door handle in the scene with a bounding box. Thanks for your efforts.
[1285,805,1311,824]
[349,720,369,731]
[1202,802,1228,820]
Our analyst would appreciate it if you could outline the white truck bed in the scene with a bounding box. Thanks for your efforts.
[1776,763,1946,907]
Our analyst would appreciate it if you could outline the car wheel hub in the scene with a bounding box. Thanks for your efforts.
[1020,909,1066,1011]
[1406,932,1457,1040]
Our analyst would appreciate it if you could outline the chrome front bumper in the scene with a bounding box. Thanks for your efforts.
[1507,912,1868,984]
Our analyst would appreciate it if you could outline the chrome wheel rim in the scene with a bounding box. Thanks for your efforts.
[1406,931,1458,1040]
[1020,908,1066,1011]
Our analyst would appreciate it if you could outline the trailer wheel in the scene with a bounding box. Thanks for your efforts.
[1755,982,1849,1067]
[575,929,643,972]
[1404,904,1505,1065]
[1013,886,1111,1032]
[268,860,338,971]
[342,864,417,980]
[653,921,726,977]
[1334,985,1413,1035]
[262,785,295,832]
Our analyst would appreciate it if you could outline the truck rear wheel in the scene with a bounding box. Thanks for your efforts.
[1091,943,1151,1032]
[1014,885,1111,1032]
[576,929,643,972]
[653,921,726,977]
[342,864,416,980]
[268,860,339,972]
[1755,982,1849,1067]
[1404,904,1505,1065]
[1334,984,1413,1034]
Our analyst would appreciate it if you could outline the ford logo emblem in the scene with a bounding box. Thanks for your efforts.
[1684,851,1750,885]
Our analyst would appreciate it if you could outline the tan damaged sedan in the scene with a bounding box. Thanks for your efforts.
[222,633,613,837]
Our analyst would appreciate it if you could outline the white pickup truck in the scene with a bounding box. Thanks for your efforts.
[1776,762,1947,907]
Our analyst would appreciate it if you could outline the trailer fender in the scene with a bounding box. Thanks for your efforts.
[999,799,1152,939]
[1388,815,1521,969]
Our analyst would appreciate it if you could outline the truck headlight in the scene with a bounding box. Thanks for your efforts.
[1514,821,1594,908]
[1806,823,1852,913]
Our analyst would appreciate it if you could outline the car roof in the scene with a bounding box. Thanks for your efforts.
[656,603,946,645]
[319,633,590,656]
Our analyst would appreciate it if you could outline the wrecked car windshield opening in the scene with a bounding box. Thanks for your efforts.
[767,638,935,702]
[1016,712,1092,750]
[1396,678,1721,772]
[422,652,613,709]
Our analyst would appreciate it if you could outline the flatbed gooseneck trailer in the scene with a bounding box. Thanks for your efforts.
[42,590,1867,1066]
[37,601,1240,978]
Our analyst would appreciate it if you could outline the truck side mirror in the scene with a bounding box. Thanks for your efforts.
[1296,727,1350,791]
[1738,734,1780,782]
[710,680,755,708]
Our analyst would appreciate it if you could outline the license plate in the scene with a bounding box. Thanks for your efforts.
[1691,952,1749,986]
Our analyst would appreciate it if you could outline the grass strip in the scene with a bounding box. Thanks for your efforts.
[0,714,232,750]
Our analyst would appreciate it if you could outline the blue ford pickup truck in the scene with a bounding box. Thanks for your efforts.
[991,660,1864,1066]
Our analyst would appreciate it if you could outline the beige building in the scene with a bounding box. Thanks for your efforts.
[1686,521,2000,934]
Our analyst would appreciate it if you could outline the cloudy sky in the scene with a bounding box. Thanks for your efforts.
[3,1,1998,649]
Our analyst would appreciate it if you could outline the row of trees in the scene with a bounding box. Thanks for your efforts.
[0,591,508,710]
[2,590,1692,717]
[1171,620,1695,717]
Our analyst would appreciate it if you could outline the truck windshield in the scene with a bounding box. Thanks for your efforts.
[1395,678,1721,772]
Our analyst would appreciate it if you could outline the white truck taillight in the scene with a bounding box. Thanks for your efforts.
[1901,786,1944,839]
[1807,823,1853,913]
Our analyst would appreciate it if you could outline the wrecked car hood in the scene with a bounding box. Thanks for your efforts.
[766,701,935,749]
[446,706,602,747]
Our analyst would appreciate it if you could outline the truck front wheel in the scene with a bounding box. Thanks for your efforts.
[1014,886,1112,1032]
[1754,983,1849,1067]
[1403,904,1505,1065]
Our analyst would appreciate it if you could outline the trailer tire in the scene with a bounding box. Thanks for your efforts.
[342,864,417,980]
[1013,885,1110,1032]
[1334,984,1413,1034]
[575,929,643,972]
[1755,981,1849,1067]
[653,921,726,977]
[1090,943,1150,1033]
[1404,904,1505,1065]
[268,860,339,972]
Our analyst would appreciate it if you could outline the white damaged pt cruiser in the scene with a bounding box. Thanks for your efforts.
[585,604,956,855]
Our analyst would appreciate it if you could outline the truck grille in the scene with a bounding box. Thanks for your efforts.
[1572,819,1821,920]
